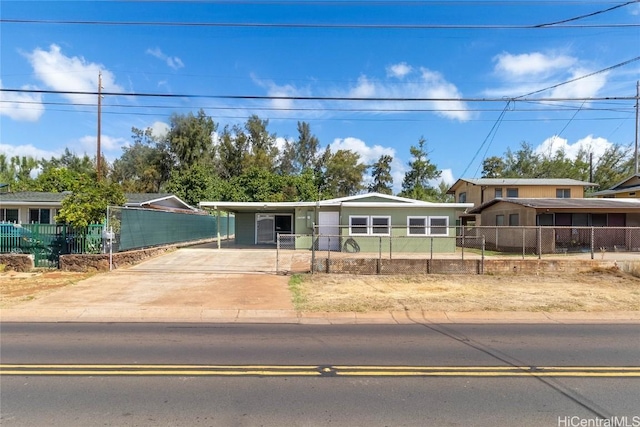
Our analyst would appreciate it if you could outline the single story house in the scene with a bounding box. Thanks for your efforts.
[466,198,640,252]
[590,174,640,198]
[199,193,473,253]
[0,191,196,224]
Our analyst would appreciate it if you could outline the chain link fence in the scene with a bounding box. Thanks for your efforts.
[275,225,640,275]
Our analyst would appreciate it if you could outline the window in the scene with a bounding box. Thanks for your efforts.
[496,215,505,226]
[506,188,518,198]
[458,192,467,203]
[509,213,519,226]
[371,216,390,235]
[349,216,369,235]
[407,217,426,235]
[407,216,448,236]
[537,214,554,226]
[429,217,448,235]
[29,208,51,224]
[494,188,503,198]
[1,208,19,223]
[350,216,391,235]
[556,188,571,198]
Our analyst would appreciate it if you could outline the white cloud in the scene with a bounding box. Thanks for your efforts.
[0,79,45,122]
[251,74,311,111]
[150,121,170,139]
[79,134,127,154]
[487,51,607,100]
[534,134,613,162]
[24,44,123,104]
[493,52,576,78]
[146,47,185,70]
[0,143,59,160]
[349,75,377,98]
[386,62,413,79]
[275,136,289,152]
[436,168,455,186]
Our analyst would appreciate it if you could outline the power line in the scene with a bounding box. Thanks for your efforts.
[0,88,635,102]
[535,0,639,27]
[1,18,637,29]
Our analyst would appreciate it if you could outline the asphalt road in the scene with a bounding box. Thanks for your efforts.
[1,323,639,426]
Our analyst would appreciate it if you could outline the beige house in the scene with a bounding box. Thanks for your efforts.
[591,174,640,198]
[446,178,596,226]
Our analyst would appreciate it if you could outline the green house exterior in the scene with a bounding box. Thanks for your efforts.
[200,193,472,253]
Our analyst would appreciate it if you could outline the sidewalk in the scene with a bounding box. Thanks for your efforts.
[2,307,640,324]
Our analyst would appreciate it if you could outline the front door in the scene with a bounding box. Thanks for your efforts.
[318,211,340,251]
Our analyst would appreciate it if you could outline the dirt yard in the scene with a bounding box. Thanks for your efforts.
[0,271,94,308]
[291,268,640,312]
[2,267,639,312]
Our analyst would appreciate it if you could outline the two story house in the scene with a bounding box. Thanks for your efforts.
[446,178,596,226]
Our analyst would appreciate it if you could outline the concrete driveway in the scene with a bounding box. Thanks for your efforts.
[9,246,298,318]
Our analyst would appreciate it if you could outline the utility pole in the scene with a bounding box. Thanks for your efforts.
[97,71,102,180]
[635,80,639,174]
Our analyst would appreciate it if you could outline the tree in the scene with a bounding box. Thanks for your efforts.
[165,164,228,206]
[368,154,393,194]
[32,167,87,193]
[294,121,319,172]
[321,148,368,197]
[56,180,126,227]
[399,137,441,201]
[167,109,217,171]
[245,115,278,171]
[40,148,95,178]
[216,124,250,179]
[481,156,505,178]
[111,127,170,192]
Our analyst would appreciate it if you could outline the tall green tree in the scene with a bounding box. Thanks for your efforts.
[294,121,319,172]
[320,148,368,198]
[216,124,251,179]
[481,156,505,178]
[167,109,217,170]
[399,137,441,201]
[111,127,170,192]
[245,115,278,171]
[40,148,95,178]
[368,154,393,194]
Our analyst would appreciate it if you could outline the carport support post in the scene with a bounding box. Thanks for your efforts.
[537,226,542,260]
[216,209,221,249]
[590,227,595,260]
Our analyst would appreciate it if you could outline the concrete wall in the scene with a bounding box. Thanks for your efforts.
[313,257,618,275]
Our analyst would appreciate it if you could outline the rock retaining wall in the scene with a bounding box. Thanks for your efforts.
[0,254,34,272]
[60,246,176,272]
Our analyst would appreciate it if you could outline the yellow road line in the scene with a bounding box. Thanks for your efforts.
[1,364,639,377]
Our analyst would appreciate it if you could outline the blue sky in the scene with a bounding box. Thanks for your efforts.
[1,1,639,191]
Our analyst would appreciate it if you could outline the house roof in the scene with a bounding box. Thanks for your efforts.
[447,178,596,194]
[590,174,640,197]
[199,192,473,212]
[0,191,195,211]
[468,197,640,214]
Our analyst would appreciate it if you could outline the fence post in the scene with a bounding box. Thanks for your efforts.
[481,235,485,275]
[461,225,465,260]
[276,234,280,274]
[537,226,542,260]
[327,236,331,274]
[590,227,595,260]
[522,228,525,259]
[311,226,316,275]
[389,235,392,260]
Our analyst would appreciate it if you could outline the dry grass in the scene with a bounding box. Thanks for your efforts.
[291,268,640,312]
[0,270,94,308]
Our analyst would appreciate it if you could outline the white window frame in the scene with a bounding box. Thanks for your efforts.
[407,216,427,236]
[370,216,391,236]
[406,216,449,236]
[349,216,369,235]
[428,216,449,236]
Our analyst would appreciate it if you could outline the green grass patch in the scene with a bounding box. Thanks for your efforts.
[288,274,308,308]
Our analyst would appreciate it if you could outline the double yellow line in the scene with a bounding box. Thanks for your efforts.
[1,364,639,377]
